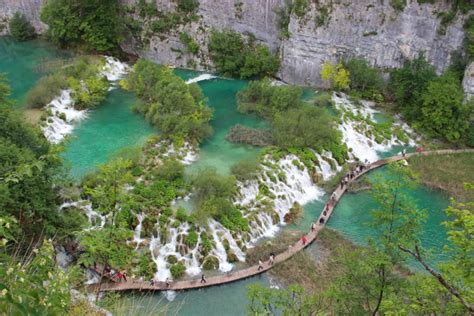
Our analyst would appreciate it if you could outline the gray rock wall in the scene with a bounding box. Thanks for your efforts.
[280,0,466,86]
[462,62,474,100]
[0,0,468,88]
[0,0,45,35]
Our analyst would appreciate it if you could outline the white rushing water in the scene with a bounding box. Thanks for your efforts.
[42,57,129,143]
[333,93,415,162]
[158,141,198,165]
[185,74,217,84]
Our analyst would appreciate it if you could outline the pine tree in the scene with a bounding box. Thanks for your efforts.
[9,12,36,41]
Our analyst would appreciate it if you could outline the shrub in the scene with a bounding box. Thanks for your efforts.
[9,12,35,41]
[184,230,198,247]
[203,256,219,270]
[170,262,185,279]
[156,159,184,182]
[226,124,273,147]
[177,0,199,13]
[192,168,236,202]
[208,29,279,79]
[345,58,384,100]
[25,74,65,108]
[179,32,199,54]
[231,159,260,181]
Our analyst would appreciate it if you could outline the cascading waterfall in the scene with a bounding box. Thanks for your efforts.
[60,201,105,228]
[132,212,145,249]
[42,57,130,144]
[333,93,416,162]
[158,141,198,165]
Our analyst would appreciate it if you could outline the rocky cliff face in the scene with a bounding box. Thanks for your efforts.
[0,0,45,35]
[0,0,468,87]
[280,0,466,86]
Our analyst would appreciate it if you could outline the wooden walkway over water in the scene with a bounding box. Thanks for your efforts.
[88,149,474,293]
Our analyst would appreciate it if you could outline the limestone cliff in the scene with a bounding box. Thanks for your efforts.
[0,0,45,35]
[0,0,468,87]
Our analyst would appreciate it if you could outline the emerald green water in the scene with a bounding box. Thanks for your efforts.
[62,89,155,178]
[0,37,70,106]
[1,40,456,315]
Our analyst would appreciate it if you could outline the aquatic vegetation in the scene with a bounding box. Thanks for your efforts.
[226,124,273,147]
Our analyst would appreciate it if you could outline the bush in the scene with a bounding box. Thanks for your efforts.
[170,262,185,279]
[9,12,35,41]
[179,32,199,54]
[40,0,124,52]
[184,230,198,247]
[177,0,199,13]
[231,159,260,181]
[156,159,184,182]
[272,105,341,150]
[208,29,279,79]
[226,124,273,147]
[125,59,213,143]
[237,78,303,119]
[25,74,65,108]
[345,58,384,100]
[192,167,236,202]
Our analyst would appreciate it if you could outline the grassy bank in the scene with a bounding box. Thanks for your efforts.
[409,152,474,201]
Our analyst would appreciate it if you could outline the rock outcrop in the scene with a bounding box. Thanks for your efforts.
[0,0,46,35]
[0,0,468,87]
[462,62,474,100]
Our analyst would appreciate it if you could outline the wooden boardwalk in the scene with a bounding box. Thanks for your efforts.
[88,149,474,293]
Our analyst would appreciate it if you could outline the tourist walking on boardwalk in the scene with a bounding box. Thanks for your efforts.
[150,278,155,286]
[165,277,171,288]
[311,222,317,231]
[258,260,264,270]
[201,274,207,284]
[301,235,307,245]
[402,147,407,157]
[319,217,325,224]
[269,253,275,265]
[331,192,337,202]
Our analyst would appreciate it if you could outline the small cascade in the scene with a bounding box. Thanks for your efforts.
[42,90,87,144]
[158,141,198,165]
[315,151,342,181]
[208,220,233,272]
[132,212,145,249]
[247,212,279,243]
[185,233,202,277]
[42,57,130,143]
[185,74,217,84]
[332,93,415,162]
[100,56,130,82]
[60,201,105,228]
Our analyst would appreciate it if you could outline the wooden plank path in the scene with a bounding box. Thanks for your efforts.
[88,149,474,293]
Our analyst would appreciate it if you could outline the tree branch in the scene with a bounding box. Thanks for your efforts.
[398,244,473,313]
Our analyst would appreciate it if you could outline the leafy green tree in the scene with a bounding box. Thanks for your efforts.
[389,54,437,120]
[8,12,36,41]
[272,105,341,150]
[237,78,303,119]
[240,44,280,79]
[320,61,350,90]
[419,73,473,142]
[125,59,213,143]
[345,58,384,100]
[192,167,236,203]
[208,29,279,79]
[84,158,133,225]
[40,0,124,52]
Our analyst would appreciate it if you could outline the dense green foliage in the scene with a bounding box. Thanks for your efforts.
[225,124,273,147]
[237,78,303,119]
[179,32,199,54]
[238,78,344,155]
[40,0,124,53]
[272,105,341,150]
[345,58,384,101]
[389,55,473,144]
[230,159,260,181]
[320,61,350,90]
[208,30,279,79]
[8,12,36,41]
[26,56,108,109]
[247,164,474,314]
[124,59,213,143]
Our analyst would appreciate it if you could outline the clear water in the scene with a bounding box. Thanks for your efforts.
[0,37,70,106]
[62,89,155,178]
[1,40,454,315]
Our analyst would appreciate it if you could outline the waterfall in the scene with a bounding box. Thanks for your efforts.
[332,93,416,162]
[157,141,198,165]
[132,212,145,249]
[100,56,130,82]
[185,74,217,84]
[208,220,233,272]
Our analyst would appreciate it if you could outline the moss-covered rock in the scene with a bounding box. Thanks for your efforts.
[167,255,178,264]
[170,262,185,279]
[222,238,230,251]
[202,256,219,270]
[227,251,238,263]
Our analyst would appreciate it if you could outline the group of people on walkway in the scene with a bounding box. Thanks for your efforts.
[100,265,128,282]
[257,253,276,271]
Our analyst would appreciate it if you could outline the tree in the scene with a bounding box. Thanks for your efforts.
[83,158,133,225]
[320,61,350,90]
[419,73,473,142]
[208,29,280,79]
[272,105,341,150]
[398,183,474,313]
[389,54,437,120]
[8,12,36,41]
[40,0,124,53]
[345,58,384,100]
